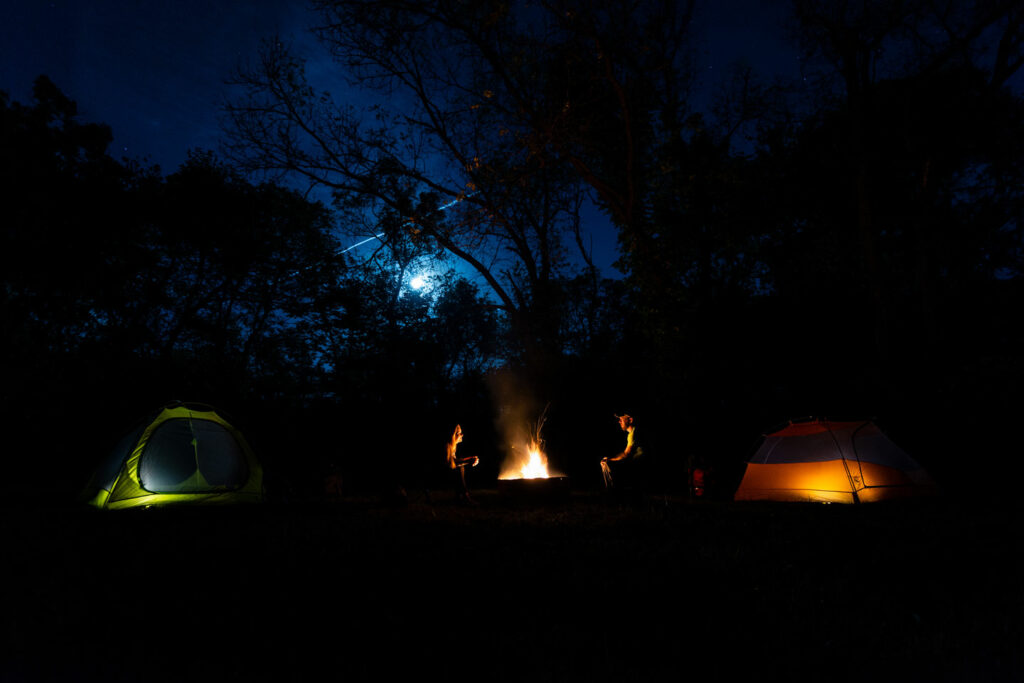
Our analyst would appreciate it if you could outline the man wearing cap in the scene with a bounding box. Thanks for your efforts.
[601,413,643,489]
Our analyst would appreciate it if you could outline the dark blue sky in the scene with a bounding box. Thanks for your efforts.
[2,1,311,166]
[2,1,798,278]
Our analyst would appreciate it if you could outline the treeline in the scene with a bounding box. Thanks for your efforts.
[4,1,1024,502]
[0,78,509,500]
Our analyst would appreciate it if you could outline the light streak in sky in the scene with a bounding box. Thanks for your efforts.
[288,191,477,278]
[337,232,385,255]
[332,191,477,257]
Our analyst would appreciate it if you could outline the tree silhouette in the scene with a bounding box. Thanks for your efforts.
[222,0,699,389]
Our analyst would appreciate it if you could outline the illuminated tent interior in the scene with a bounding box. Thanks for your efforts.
[734,419,937,503]
[83,402,263,509]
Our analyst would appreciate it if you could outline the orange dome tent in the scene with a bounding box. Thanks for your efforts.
[734,418,937,503]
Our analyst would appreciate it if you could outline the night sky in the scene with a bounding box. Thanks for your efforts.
[2,0,799,278]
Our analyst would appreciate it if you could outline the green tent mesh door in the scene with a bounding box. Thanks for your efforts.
[140,418,249,492]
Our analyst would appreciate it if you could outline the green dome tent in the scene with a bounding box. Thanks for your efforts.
[83,402,263,510]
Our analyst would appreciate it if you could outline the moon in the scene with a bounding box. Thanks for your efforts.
[409,275,426,290]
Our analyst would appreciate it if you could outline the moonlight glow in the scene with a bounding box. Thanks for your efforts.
[410,275,426,290]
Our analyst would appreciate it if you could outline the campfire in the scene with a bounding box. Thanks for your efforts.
[498,404,562,481]
[498,440,560,481]
[496,406,568,501]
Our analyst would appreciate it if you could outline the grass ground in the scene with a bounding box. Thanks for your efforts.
[3,490,1022,682]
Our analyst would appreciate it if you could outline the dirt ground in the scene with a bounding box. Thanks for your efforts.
[3,491,1021,682]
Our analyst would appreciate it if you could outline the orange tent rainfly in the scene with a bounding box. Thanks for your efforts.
[734,418,938,503]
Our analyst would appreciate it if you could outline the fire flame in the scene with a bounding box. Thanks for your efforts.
[500,440,559,480]
[497,404,561,480]
[520,447,549,479]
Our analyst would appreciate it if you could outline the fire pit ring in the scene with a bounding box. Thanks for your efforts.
[497,476,570,503]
